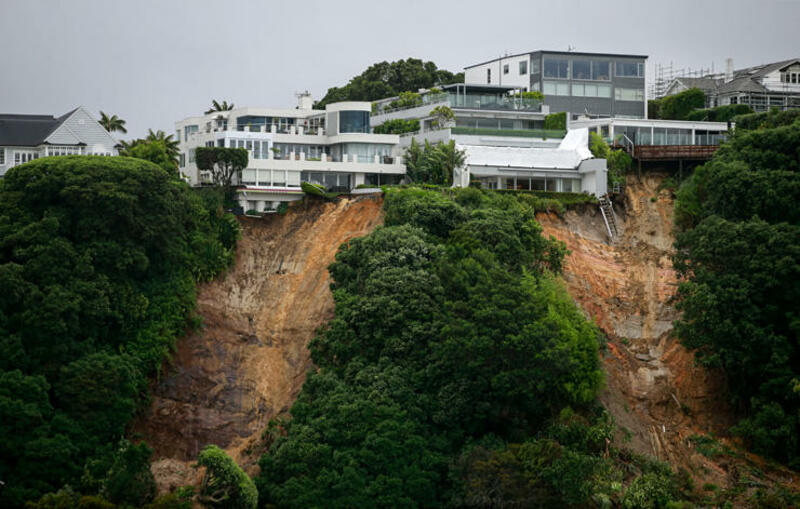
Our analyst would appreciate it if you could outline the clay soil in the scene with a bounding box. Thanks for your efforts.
[132,195,383,492]
[537,174,798,501]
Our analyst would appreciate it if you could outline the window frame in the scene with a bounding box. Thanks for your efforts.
[543,58,569,79]
[519,60,527,75]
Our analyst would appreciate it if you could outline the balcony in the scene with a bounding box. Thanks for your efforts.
[450,126,565,139]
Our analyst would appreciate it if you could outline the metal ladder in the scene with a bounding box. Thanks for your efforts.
[599,195,619,239]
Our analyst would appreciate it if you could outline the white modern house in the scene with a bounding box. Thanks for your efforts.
[0,106,119,177]
[176,93,406,212]
[454,128,607,196]
[371,85,608,196]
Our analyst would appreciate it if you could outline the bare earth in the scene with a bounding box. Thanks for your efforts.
[136,183,797,503]
[537,174,798,502]
[132,196,383,492]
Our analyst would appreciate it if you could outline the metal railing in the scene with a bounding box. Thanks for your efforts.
[450,126,566,139]
[372,93,449,116]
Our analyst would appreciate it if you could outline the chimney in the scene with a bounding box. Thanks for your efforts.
[725,58,734,82]
[296,90,313,110]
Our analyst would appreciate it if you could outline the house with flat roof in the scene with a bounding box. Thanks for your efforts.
[464,50,648,119]
[176,93,406,212]
[370,84,607,196]
[663,58,800,111]
[0,106,119,177]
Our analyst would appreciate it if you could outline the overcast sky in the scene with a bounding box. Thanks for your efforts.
[1,0,797,139]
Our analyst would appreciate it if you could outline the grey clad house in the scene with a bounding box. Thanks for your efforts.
[464,50,648,119]
[0,106,119,177]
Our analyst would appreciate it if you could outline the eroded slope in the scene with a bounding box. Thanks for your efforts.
[538,175,798,496]
[133,196,383,490]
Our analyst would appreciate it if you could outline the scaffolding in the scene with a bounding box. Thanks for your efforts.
[650,62,719,99]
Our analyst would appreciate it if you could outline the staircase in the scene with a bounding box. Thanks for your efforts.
[599,195,619,239]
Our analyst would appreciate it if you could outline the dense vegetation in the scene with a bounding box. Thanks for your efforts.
[255,187,691,507]
[403,139,466,185]
[315,58,463,108]
[684,103,753,122]
[372,118,420,135]
[589,132,632,189]
[673,109,800,468]
[0,156,239,506]
[544,111,567,131]
[649,87,754,122]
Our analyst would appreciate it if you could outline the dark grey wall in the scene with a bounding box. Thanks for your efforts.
[530,51,646,118]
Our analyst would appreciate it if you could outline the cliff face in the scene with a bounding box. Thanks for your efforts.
[538,175,797,495]
[133,196,384,491]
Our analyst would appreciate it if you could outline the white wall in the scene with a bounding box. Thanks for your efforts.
[464,54,531,90]
[47,107,119,155]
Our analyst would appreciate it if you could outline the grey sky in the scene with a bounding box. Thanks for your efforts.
[1,0,797,139]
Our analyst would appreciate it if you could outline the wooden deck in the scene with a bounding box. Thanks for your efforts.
[632,145,719,161]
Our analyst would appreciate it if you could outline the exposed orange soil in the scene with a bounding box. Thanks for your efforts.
[132,195,384,492]
[537,175,799,500]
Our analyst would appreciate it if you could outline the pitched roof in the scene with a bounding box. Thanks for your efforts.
[675,77,722,92]
[716,76,768,94]
[733,58,800,79]
[0,113,65,146]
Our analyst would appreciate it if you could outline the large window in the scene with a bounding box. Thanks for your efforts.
[616,61,645,77]
[543,81,570,96]
[572,60,591,80]
[336,143,392,163]
[614,87,644,101]
[572,83,611,97]
[301,171,351,191]
[339,111,370,133]
[543,58,569,79]
[572,60,610,80]
[530,58,539,74]
[519,60,527,75]
[184,125,198,139]
[272,143,325,160]
[366,173,403,186]
[592,61,610,80]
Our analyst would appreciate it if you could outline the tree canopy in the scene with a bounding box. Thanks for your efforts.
[251,186,699,507]
[673,109,800,467]
[314,58,463,108]
[98,112,127,134]
[649,88,706,120]
[0,156,239,506]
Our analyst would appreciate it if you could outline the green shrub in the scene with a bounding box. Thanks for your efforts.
[684,104,753,122]
[656,88,706,120]
[733,108,800,131]
[197,445,257,509]
[622,473,676,509]
[544,111,567,130]
[373,118,420,134]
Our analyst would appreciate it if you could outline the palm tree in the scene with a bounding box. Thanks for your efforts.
[205,100,234,115]
[99,111,127,134]
[430,140,466,186]
[146,129,180,162]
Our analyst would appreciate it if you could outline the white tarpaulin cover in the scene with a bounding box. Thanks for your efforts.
[457,128,594,170]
